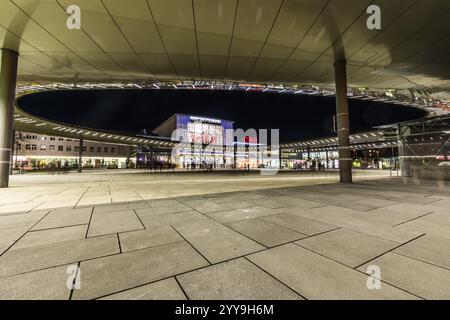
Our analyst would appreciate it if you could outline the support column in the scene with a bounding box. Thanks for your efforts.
[0,49,19,188]
[334,60,352,183]
[278,147,282,170]
[10,129,15,174]
[77,136,83,173]
[397,124,411,177]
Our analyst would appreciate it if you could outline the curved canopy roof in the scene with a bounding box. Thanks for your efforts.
[1,0,449,101]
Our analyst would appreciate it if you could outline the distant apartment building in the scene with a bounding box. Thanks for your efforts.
[12,131,134,171]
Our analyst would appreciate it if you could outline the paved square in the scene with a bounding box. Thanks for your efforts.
[247,244,417,300]
[99,278,186,300]
[226,218,307,247]
[295,228,398,268]
[177,258,302,300]
[87,210,143,237]
[72,242,209,300]
[0,171,449,299]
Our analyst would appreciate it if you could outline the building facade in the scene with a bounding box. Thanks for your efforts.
[146,114,280,169]
[13,131,133,171]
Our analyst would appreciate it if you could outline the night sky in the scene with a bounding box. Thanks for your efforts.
[18,89,427,143]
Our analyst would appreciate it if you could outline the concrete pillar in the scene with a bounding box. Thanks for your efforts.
[334,60,352,183]
[77,137,83,173]
[0,49,19,188]
[10,129,15,174]
[397,124,411,177]
[279,147,282,169]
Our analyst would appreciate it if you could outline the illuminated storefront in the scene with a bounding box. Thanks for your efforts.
[12,131,134,171]
[149,114,279,169]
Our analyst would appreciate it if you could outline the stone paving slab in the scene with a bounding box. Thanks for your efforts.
[33,200,80,211]
[182,199,255,214]
[204,193,266,204]
[0,241,14,255]
[298,210,424,244]
[351,198,400,209]
[32,207,92,230]
[77,196,112,207]
[0,264,71,300]
[135,203,192,217]
[0,210,49,232]
[262,213,339,236]
[72,242,209,300]
[354,206,433,227]
[270,196,324,209]
[0,234,119,277]
[296,228,398,268]
[385,195,442,205]
[247,244,418,300]
[226,218,307,247]
[147,199,187,208]
[423,198,450,209]
[119,225,184,252]
[87,210,143,237]
[331,201,380,211]
[140,211,208,228]
[99,278,186,300]
[398,219,450,239]
[393,235,450,270]
[0,202,42,214]
[358,252,450,299]
[207,206,275,223]
[386,202,438,215]
[172,219,264,264]
[420,211,450,227]
[247,199,293,209]
[0,226,30,243]
[300,205,360,217]
[310,198,377,211]
[12,225,88,250]
[177,258,302,300]
[93,202,150,214]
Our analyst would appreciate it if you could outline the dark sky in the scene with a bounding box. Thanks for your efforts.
[18,89,426,142]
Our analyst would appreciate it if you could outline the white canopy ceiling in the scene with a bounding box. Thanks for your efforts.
[1,0,449,99]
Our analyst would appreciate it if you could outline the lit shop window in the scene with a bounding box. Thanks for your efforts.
[187,122,223,145]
